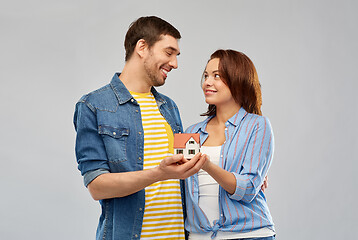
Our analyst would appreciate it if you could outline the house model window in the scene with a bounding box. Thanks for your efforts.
[173,133,201,159]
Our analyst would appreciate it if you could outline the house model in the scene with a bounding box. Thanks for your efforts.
[173,133,201,159]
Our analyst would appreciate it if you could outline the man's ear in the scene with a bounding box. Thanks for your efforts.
[135,39,148,58]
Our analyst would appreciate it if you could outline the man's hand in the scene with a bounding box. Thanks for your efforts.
[156,153,207,180]
[261,175,268,192]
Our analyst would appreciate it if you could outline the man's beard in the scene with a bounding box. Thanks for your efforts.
[143,55,165,87]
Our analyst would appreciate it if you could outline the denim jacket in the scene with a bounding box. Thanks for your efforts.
[73,73,184,240]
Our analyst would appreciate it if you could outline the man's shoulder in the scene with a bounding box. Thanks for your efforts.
[77,84,118,112]
[78,84,110,100]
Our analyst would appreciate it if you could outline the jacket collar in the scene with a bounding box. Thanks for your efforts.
[110,72,166,105]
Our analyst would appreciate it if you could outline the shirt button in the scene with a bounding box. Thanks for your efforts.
[220,155,223,158]
[138,132,142,135]
[135,110,139,113]
[131,99,134,102]
[135,234,138,238]
[138,157,142,160]
[139,208,142,211]
[225,128,228,131]
[113,132,116,135]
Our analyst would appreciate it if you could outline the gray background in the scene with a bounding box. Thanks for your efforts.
[1,0,357,239]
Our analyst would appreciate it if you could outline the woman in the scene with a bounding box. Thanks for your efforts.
[184,49,275,239]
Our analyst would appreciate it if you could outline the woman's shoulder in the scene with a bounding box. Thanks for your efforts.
[243,113,273,133]
[245,112,270,123]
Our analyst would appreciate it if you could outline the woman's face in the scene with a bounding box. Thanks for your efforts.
[202,58,236,107]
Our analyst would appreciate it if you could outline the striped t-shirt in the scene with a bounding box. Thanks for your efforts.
[130,91,185,240]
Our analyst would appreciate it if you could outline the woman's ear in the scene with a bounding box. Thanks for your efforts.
[135,39,148,58]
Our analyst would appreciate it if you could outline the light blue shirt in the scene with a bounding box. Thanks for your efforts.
[184,107,275,238]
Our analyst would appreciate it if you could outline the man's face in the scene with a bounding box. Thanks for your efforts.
[143,35,180,87]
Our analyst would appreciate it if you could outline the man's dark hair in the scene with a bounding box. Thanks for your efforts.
[124,16,181,61]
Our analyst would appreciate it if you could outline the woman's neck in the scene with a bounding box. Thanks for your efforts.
[214,103,241,124]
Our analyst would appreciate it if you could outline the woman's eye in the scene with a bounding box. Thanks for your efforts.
[214,74,220,78]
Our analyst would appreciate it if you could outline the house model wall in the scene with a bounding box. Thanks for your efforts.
[173,133,201,159]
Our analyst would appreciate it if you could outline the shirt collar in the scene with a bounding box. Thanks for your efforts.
[227,107,248,127]
[196,107,248,133]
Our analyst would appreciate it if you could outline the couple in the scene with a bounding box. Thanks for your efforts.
[74,16,275,240]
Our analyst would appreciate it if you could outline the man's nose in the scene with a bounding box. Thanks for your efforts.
[169,56,178,69]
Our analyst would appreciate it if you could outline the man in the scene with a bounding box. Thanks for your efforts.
[73,16,207,240]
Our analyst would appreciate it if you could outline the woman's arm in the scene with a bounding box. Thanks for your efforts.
[202,159,236,195]
[230,116,274,202]
[203,116,273,202]
[202,158,269,197]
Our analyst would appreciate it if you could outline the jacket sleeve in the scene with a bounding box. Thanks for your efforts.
[172,100,184,133]
[229,116,274,203]
[73,100,110,182]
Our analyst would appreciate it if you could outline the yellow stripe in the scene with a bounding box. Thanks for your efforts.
[148,180,179,186]
[140,232,185,238]
[142,216,184,222]
[145,180,181,189]
[144,206,184,212]
[141,226,185,232]
[141,221,183,228]
[142,121,166,126]
[145,191,181,198]
[143,212,184,218]
[145,185,181,191]
[134,100,156,104]
[145,196,181,202]
[140,108,160,112]
[144,141,168,146]
[144,145,167,150]
[143,151,168,157]
[144,135,168,140]
[145,201,182,207]
[143,163,160,168]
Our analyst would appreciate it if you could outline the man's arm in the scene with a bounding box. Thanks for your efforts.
[88,153,207,200]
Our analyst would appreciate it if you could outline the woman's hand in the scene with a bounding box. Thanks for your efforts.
[261,175,268,192]
[201,155,211,171]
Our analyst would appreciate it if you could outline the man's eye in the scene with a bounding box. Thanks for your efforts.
[166,52,172,56]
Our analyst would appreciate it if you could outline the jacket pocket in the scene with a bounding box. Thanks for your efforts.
[98,125,129,164]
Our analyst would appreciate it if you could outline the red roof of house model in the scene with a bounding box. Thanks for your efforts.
[173,133,200,148]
